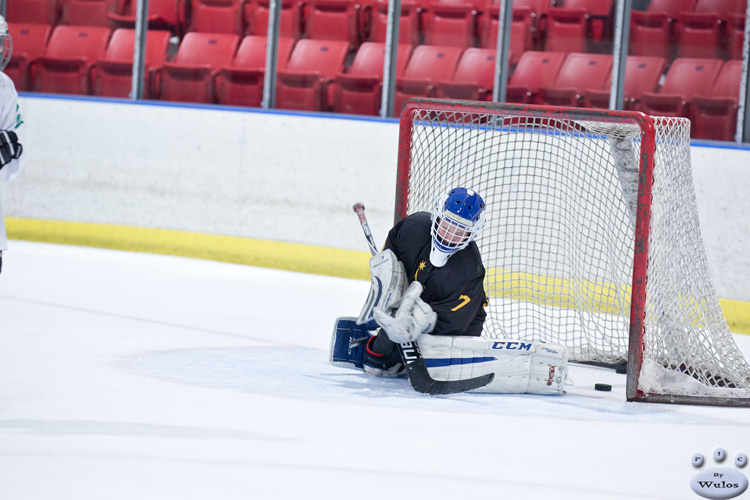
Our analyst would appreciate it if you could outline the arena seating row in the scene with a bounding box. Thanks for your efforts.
[7,22,743,139]
[9,0,746,58]
[631,0,746,60]
[5,0,587,53]
[508,51,741,140]
[5,24,481,112]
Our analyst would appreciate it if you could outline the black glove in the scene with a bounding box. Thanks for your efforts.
[0,130,22,168]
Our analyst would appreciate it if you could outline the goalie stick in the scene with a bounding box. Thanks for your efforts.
[352,203,494,395]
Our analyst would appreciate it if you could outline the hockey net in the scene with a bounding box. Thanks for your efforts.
[396,98,750,406]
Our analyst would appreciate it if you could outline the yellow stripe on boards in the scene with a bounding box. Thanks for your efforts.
[720,299,750,336]
[484,268,750,335]
[485,269,631,315]
[6,217,371,281]
[6,217,750,334]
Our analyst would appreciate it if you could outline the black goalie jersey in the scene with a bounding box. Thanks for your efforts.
[383,212,487,337]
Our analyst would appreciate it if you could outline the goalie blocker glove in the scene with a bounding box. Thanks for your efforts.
[0,130,21,168]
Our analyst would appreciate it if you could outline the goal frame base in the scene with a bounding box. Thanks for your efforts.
[632,394,750,406]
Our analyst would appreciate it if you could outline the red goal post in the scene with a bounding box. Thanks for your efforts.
[395,98,750,406]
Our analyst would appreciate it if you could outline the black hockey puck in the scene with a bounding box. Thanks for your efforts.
[595,383,612,392]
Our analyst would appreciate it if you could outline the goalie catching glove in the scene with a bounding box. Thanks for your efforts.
[373,281,437,343]
[357,249,407,326]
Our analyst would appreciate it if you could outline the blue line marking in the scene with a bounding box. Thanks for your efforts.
[17,93,400,124]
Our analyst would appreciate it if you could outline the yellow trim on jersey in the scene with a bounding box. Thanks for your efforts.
[6,217,750,335]
[451,295,471,311]
[414,260,427,281]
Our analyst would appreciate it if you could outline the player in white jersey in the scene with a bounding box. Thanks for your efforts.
[0,15,25,274]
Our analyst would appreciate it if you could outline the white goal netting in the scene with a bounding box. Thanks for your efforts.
[400,102,750,403]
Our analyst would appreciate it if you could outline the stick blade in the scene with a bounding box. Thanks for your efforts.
[399,342,494,395]
[406,362,495,395]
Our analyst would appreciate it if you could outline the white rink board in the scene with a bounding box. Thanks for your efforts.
[1,97,399,250]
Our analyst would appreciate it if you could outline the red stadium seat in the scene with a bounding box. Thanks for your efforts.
[275,39,350,111]
[246,0,303,39]
[675,0,746,58]
[480,6,534,65]
[158,32,240,103]
[421,1,477,49]
[561,0,614,42]
[583,55,666,109]
[304,0,365,48]
[617,55,667,110]
[505,50,566,103]
[333,42,413,115]
[228,35,295,68]
[629,11,671,60]
[33,25,111,95]
[369,0,419,46]
[393,45,463,113]
[638,57,723,122]
[536,52,612,107]
[495,0,549,46]
[216,36,296,107]
[674,12,721,58]
[514,0,550,16]
[693,0,746,17]
[436,47,495,101]
[5,23,52,91]
[62,0,123,26]
[645,0,697,16]
[728,13,745,60]
[91,29,171,98]
[544,7,588,53]
[7,0,59,25]
[107,0,180,30]
[630,0,697,59]
[692,60,743,141]
[187,0,244,34]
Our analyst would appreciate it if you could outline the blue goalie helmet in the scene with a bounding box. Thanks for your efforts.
[429,187,487,267]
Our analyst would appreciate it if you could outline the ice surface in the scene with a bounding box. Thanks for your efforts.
[1,241,749,499]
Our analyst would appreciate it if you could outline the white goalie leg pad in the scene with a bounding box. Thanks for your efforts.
[417,335,569,395]
[357,249,407,325]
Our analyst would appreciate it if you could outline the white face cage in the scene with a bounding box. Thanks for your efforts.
[429,193,486,267]
[434,215,471,248]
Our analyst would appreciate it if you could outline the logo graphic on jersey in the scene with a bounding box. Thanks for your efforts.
[15,103,23,128]
[451,295,471,311]
[414,261,426,281]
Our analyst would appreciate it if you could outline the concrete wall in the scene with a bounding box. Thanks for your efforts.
[2,94,749,302]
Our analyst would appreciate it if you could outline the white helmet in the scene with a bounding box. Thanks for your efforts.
[0,16,12,71]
